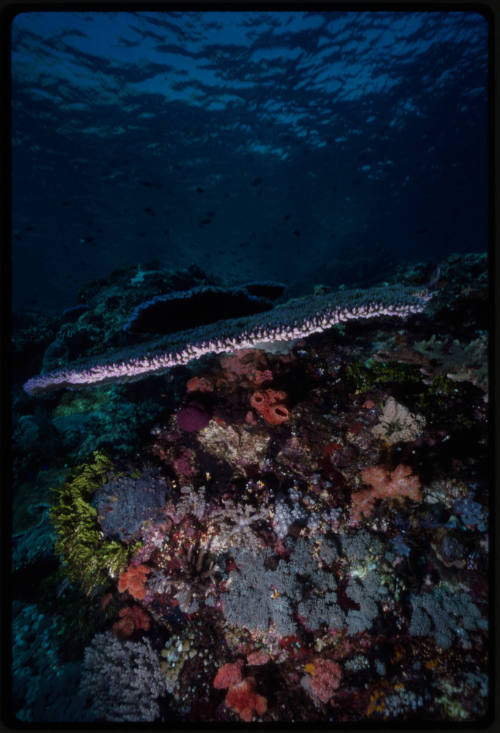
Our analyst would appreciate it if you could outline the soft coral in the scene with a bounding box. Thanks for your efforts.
[350,464,421,522]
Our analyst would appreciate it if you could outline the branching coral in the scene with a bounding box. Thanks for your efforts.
[408,584,487,650]
[79,631,166,722]
[205,498,268,552]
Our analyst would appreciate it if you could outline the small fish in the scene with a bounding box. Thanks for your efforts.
[293,229,301,237]
[284,214,291,220]
[239,241,250,247]
[251,177,263,186]
[61,200,71,207]
[141,180,153,187]
[415,228,428,234]
[196,186,204,193]
[144,207,154,214]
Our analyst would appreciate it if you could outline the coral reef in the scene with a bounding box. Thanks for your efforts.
[11,253,489,724]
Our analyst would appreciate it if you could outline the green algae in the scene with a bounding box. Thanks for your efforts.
[49,451,141,596]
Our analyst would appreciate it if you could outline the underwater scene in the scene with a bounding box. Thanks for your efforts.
[9,9,490,725]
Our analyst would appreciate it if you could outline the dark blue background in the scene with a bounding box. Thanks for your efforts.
[11,10,489,313]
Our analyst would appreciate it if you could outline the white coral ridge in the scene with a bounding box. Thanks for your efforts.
[372,396,426,445]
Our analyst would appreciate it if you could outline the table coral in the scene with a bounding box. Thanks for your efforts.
[23,283,431,395]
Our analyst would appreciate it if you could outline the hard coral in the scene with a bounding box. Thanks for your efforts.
[351,464,421,523]
[118,564,150,601]
[224,677,267,722]
[250,389,289,425]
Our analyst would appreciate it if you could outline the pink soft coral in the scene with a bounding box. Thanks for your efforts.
[350,464,421,522]
[213,662,267,722]
[309,659,342,703]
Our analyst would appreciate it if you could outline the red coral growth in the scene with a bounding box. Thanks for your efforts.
[186,376,214,393]
[213,661,243,689]
[219,349,268,385]
[350,464,421,522]
[250,389,289,425]
[254,369,273,385]
[112,604,150,639]
[247,651,270,666]
[117,564,150,600]
[309,659,342,703]
[224,677,267,722]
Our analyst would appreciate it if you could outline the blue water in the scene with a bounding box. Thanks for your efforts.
[11,10,488,313]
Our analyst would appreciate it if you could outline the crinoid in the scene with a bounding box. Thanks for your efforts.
[151,534,219,614]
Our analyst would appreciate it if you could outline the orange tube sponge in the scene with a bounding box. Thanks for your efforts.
[250,389,289,425]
